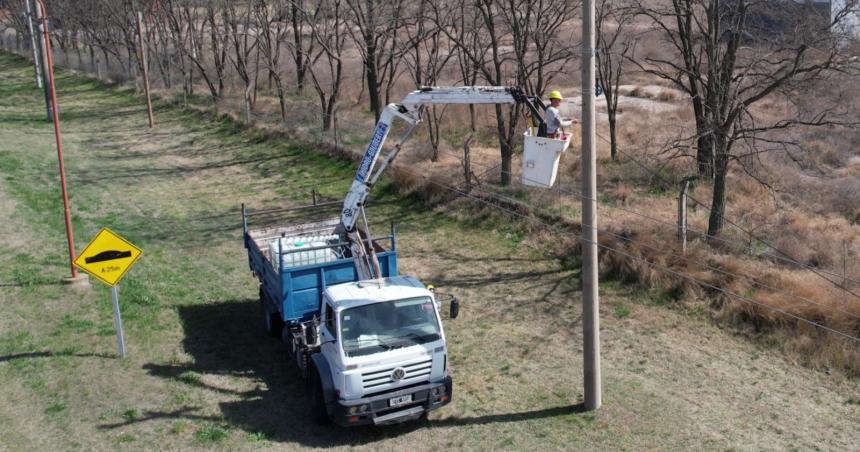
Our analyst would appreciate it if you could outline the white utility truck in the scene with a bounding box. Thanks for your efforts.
[242,87,566,426]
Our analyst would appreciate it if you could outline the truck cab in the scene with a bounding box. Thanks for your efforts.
[242,215,457,426]
[314,276,453,426]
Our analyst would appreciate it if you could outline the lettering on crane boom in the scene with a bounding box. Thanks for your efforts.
[356,122,389,183]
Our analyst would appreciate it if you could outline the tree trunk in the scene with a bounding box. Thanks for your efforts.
[697,132,714,179]
[495,104,512,185]
[88,45,96,73]
[427,110,440,162]
[291,1,305,94]
[608,109,618,161]
[322,104,333,131]
[275,77,287,120]
[707,134,729,237]
[469,105,476,132]
[365,49,381,121]
[463,134,473,193]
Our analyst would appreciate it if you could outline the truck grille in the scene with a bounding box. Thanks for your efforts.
[361,358,433,390]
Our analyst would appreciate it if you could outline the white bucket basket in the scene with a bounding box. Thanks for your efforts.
[521,129,571,188]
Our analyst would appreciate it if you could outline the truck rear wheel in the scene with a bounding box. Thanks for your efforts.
[260,289,283,338]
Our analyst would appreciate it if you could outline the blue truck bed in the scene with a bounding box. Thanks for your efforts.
[243,217,398,325]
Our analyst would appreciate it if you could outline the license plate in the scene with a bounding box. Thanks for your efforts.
[389,395,412,407]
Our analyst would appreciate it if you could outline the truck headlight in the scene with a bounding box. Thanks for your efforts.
[348,404,369,414]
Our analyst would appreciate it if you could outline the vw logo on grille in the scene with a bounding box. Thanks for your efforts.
[390,367,406,381]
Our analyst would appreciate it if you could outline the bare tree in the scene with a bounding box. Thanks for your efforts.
[435,0,576,185]
[285,0,313,94]
[633,0,858,236]
[596,0,633,161]
[402,0,455,161]
[224,0,259,122]
[305,0,348,131]
[159,0,200,102]
[158,1,230,101]
[254,0,290,119]
[451,0,481,132]
[345,0,406,121]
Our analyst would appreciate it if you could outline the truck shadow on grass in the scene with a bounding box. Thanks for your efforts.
[139,299,582,446]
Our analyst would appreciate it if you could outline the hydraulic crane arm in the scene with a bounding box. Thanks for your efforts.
[339,86,547,280]
[341,86,546,232]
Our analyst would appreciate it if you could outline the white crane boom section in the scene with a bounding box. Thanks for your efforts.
[339,86,545,280]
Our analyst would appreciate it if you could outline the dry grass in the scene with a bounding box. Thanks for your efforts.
[6,27,858,381]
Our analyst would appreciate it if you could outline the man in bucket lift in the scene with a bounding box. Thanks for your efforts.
[545,90,578,139]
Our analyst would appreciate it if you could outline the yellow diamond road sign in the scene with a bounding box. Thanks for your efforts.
[74,228,142,287]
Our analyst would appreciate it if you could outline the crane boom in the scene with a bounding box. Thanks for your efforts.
[339,86,547,280]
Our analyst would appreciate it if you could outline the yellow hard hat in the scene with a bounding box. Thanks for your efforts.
[548,90,563,100]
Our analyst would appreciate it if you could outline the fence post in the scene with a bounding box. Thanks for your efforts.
[136,11,155,128]
[678,179,690,254]
[463,134,474,194]
[842,240,849,305]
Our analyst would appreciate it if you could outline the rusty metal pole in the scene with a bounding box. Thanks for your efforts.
[35,0,85,285]
[136,11,155,128]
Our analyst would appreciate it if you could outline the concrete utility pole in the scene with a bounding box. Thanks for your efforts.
[581,0,602,411]
[136,12,155,128]
[25,0,43,89]
[33,2,52,121]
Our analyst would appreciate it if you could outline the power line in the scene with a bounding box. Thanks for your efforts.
[286,105,860,306]
[432,139,860,288]
[27,39,859,332]
[45,82,855,343]
[378,159,860,344]
[321,134,860,343]
[424,146,860,313]
[600,133,860,299]
[300,99,856,280]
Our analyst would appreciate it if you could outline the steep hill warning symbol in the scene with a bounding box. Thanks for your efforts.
[74,228,142,286]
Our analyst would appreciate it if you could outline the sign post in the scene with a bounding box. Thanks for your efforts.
[74,228,142,358]
[110,286,126,358]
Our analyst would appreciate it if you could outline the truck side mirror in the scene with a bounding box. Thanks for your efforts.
[449,297,460,319]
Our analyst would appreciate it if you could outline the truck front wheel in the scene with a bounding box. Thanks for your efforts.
[308,369,330,425]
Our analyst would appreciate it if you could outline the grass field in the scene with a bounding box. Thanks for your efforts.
[1,52,858,451]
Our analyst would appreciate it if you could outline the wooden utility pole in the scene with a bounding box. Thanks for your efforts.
[136,12,155,128]
[581,0,602,411]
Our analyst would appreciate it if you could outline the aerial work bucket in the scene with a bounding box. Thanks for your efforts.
[521,129,571,188]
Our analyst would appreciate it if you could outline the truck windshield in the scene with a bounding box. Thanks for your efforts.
[340,297,441,357]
